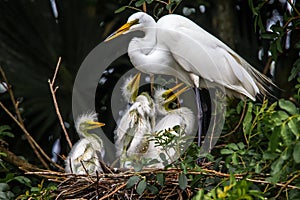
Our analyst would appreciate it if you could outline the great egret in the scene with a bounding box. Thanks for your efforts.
[65,112,105,175]
[115,73,155,168]
[148,83,195,164]
[105,12,274,146]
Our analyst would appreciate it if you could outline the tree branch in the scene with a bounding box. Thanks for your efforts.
[0,66,49,169]
[48,57,73,149]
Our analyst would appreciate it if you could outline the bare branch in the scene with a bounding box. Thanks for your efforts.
[48,57,73,149]
[0,102,64,170]
[0,66,50,169]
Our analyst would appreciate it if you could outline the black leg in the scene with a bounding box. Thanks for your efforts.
[195,87,203,147]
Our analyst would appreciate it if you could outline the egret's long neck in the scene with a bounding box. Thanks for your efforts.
[128,25,157,67]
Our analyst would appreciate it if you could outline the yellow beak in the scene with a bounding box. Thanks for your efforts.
[87,121,105,129]
[163,83,189,105]
[104,19,139,42]
[129,73,141,102]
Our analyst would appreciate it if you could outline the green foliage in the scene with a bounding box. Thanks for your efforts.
[194,175,264,200]
[114,0,189,17]
[249,0,300,81]
[17,179,57,200]
[0,183,14,200]
[178,172,188,190]
[0,125,14,139]
[126,175,159,195]
[0,173,30,200]
[0,125,14,163]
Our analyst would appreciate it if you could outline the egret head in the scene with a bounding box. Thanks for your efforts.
[133,92,155,118]
[75,112,105,138]
[154,83,189,114]
[122,73,141,103]
[105,12,155,41]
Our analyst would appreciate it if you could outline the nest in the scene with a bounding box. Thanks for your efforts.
[25,166,214,200]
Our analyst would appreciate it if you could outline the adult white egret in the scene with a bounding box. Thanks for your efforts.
[65,112,105,175]
[105,12,275,146]
[147,83,195,164]
[115,73,155,168]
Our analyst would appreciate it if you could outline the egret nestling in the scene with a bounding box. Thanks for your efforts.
[115,73,155,168]
[148,83,195,164]
[105,12,275,146]
[65,112,105,175]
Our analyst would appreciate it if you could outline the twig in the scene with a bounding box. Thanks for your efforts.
[0,67,25,126]
[142,2,147,12]
[0,67,50,169]
[48,57,73,149]
[263,56,273,75]
[99,183,127,200]
[0,146,41,171]
[274,172,300,198]
[246,178,300,190]
[221,101,247,138]
[0,102,64,170]
[287,0,300,16]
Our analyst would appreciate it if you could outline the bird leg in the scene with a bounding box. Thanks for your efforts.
[195,87,203,147]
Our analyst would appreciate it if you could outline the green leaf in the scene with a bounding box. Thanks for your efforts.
[156,173,164,186]
[136,180,147,195]
[30,187,41,192]
[0,183,10,191]
[288,58,300,81]
[135,0,145,7]
[293,141,300,163]
[126,176,140,189]
[237,142,245,150]
[159,152,167,162]
[221,149,234,155]
[227,143,239,151]
[281,147,291,160]
[0,125,14,138]
[147,184,158,194]
[269,126,280,152]
[263,151,278,160]
[276,38,283,53]
[279,99,298,115]
[243,102,253,135]
[13,176,31,187]
[192,189,204,200]
[271,157,284,175]
[178,173,188,190]
[232,152,238,165]
[145,0,153,4]
[114,6,127,14]
[0,152,7,157]
[288,118,299,138]
[261,32,278,39]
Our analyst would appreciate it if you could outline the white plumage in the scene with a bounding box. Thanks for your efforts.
[65,112,105,174]
[106,12,273,100]
[147,84,195,164]
[115,73,155,168]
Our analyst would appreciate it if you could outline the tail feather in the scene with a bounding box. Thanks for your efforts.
[228,50,277,99]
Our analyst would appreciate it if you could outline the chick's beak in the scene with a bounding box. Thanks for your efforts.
[87,121,105,129]
[130,73,141,102]
[164,83,189,104]
[104,19,139,42]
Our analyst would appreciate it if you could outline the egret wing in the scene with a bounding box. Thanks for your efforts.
[157,14,261,99]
